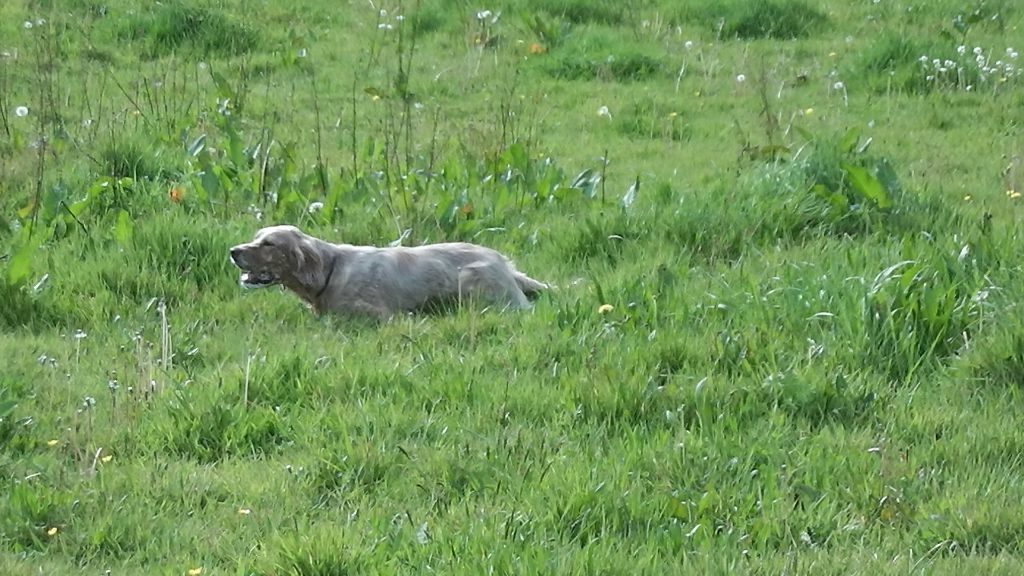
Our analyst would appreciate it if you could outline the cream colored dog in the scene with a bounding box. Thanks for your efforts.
[229,225,548,319]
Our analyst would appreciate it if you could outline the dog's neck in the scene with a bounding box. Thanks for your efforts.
[314,254,337,301]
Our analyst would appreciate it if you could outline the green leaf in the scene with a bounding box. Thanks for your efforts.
[0,400,16,420]
[200,166,221,197]
[842,163,891,209]
[812,184,848,214]
[840,128,861,154]
[502,142,529,174]
[7,237,36,285]
[210,70,233,99]
[113,210,134,246]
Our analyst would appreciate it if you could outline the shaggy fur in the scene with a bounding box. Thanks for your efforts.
[229,225,549,319]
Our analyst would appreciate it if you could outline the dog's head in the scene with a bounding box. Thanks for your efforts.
[229,225,322,290]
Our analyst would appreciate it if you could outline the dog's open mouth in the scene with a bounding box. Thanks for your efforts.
[239,270,277,289]
[231,253,278,289]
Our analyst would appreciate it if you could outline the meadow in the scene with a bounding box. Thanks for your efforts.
[2,0,1024,573]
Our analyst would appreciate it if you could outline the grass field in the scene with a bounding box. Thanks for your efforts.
[3,0,1024,573]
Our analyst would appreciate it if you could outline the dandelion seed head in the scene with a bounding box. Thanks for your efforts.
[15,105,28,117]
[735,73,746,82]
[684,40,694,50]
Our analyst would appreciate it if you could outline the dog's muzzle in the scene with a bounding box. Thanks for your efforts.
[230,246,277,289]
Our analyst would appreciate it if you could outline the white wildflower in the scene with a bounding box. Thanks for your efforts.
[15,106,28,117]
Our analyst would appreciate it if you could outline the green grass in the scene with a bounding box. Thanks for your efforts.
[3,0,1024,573]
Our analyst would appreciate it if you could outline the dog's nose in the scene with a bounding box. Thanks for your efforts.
[229,246,243,262]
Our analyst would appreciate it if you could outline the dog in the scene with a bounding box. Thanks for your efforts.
[229,225,549,319]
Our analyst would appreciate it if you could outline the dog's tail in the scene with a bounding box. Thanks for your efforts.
[514,271,551,299]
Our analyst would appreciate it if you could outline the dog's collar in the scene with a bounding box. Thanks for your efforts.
[314,257,336,301]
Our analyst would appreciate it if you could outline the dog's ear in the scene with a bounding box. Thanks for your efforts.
[292,238,324,289]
